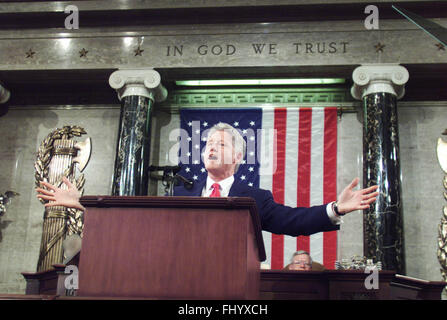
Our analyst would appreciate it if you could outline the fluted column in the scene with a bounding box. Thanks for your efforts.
[351,64,409,274]
[109,69,167,196]
[0,83,10,104]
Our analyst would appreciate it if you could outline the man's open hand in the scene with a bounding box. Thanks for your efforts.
[36,176,85,211]
[337,178,379,214]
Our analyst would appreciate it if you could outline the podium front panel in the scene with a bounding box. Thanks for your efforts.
[78,204,260,299]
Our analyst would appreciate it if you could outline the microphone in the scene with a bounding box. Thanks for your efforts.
[174,174,194,190]
[151,165,193,194]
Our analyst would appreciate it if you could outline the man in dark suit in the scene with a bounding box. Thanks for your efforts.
[174,122,378,237]
[174,173,340,237]
[36,122,378,238]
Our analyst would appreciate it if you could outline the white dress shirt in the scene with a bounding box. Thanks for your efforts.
[202,175,342,225]
[202,175,235,197]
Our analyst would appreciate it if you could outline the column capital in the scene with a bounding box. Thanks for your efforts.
[351,64,409,100]
[0,83,10,104]
[109,69,168,102]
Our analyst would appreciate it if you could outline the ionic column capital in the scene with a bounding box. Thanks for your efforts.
[0,83,10,104]
[109,69,168,102]
[351,64,409,100]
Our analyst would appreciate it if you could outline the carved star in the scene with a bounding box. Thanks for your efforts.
[25,48,35,58]
[79,48,88,58]
[436,43,445,51]
[374,43,385,53]
[134,46,144,56]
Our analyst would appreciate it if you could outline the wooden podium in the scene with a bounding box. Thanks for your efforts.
[77,196,266,299]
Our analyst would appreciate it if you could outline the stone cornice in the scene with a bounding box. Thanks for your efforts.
[0,28,445,71]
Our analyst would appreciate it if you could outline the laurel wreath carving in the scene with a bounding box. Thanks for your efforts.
[34,125,87,236]
[439,179,447,283]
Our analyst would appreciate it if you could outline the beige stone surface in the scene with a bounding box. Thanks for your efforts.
[1,101,446,293]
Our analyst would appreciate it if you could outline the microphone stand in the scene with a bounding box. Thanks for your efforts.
[165,173,194,196]
[151,166,193,196]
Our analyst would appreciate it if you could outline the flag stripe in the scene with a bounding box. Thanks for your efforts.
[283,109,300,267]
[260,109,275,268]
[296,108,312,253]
[271,108,287,270]
[310,108,325,264]
[323,107,338,269]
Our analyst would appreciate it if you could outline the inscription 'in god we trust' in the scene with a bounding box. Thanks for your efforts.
[166,42,350,56]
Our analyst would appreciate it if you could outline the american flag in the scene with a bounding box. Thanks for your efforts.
[178,107,338,269]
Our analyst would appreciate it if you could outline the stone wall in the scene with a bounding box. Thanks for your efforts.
[1,100,444,293]
[0,105,120,293]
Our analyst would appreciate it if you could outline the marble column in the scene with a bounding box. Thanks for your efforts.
[0,83,10,104]
[109,69,167,196]
[351,64,409,274]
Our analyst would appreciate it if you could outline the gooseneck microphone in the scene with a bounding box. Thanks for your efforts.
[149,164,194,195]
[174,173,194,190]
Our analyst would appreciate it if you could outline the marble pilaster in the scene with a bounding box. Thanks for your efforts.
[352,64,409,274]
[109,69,167,196]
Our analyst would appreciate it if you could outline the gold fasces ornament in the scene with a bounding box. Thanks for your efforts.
[439,206,447,281]
[436,134,447,293]
[34,126,91,272]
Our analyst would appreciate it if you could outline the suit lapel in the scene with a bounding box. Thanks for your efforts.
[228,180,250,197]
[190,179,206,196]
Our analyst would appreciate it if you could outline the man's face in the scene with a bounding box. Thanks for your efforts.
[203,130,241,175]
[289,254,312,271]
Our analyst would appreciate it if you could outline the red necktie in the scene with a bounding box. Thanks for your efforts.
[210,183,221,197]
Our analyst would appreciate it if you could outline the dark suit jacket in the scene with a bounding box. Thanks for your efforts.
[173,178,340,237]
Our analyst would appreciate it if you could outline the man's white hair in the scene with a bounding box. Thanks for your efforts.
[291,250,313,265]
[207,122,246,173]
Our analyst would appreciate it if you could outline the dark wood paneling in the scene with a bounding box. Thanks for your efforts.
[77,196,263,299]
